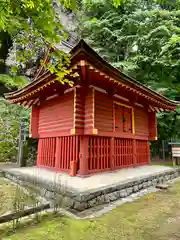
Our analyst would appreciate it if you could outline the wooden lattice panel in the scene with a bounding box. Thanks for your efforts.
[114,138,133,168]
[37,136,80,171]
[55,136,80,171]
[37,138,56,168]
[88,136,110,172]
[136,140,149,165]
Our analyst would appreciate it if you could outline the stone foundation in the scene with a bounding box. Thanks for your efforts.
[2,168,180,212]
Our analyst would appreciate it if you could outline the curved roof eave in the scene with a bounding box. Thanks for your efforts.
[4,39,179,108]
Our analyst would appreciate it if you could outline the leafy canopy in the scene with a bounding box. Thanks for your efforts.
[0,0,121,88]
[79,0,180,140]
[0,0,80,88]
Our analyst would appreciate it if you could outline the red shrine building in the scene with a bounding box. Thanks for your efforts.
[5,40,177,176]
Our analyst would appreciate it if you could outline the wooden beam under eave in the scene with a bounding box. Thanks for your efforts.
[99,71,109,79]
[94,71,118,92]
[29,98,40,107]
[118,84,142,102]
[81,65,175,112]
[106,88,119,96]
[21,101,28,106]
[158,103,172,112]
[26,99,34,108]
[149,105,155,112]
[32,98,39,106]
[154,107,160,113]
[121,86,161,110]
[53,84,65,96]
[159,108,164,112]
[106,82,119,96]
[78,64,89,85]
[109,79,140,104]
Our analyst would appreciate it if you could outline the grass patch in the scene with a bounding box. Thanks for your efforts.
[0,178,36,216]
[2,179,180,240]
[151,159,178,168]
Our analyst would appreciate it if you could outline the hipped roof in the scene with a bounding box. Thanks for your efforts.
[4,39,178,111]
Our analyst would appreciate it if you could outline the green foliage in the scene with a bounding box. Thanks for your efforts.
[0,98,30,162]
[79,0,180,141]
[0,0,80,87]
[80,0,180,91]
[45,51,73,85]
[113,0,134,8]
[0,74,28,91]
[0,0,123,88]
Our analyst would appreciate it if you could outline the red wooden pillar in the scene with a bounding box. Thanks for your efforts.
[55,137,59,170]
[79,136,89,175]
[110,137,115,170]
[147,141,151,164]
[133,139,137,167]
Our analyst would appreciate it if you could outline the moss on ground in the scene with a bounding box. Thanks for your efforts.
[2,179,180,239]
[151,159,179,168]
[0,178,36,216]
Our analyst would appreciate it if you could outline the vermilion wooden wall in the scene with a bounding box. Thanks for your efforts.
[32,87,156,175]
[30,106,39,138]
[148,111,157,140]
[134,107,149,138]
[31,88,156,139]
[95,92,113,132]
[94,90,155,139]
[31,91,74,138]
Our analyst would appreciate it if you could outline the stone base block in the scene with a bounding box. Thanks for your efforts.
[2,168,180,212]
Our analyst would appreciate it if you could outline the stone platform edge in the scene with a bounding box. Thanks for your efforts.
[1,168,180,212]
